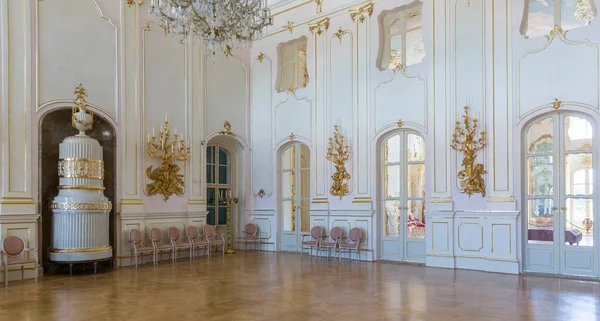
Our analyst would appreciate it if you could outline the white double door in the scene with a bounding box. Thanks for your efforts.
[524,113,598,277]
[280,143,310,252]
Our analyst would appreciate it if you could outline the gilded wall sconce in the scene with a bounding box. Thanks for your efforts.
[326,125,351,199]
[450,106,487,197]
[146,116,191,201]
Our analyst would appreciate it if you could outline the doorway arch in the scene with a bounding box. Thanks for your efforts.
[522,110,599,277]
[278,142,310,252]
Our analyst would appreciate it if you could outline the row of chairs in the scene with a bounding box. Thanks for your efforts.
[128,223,261,267]
[301,226,363,260]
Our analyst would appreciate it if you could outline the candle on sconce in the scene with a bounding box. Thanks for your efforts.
[147,133,150,142]
[152,128,155,137]
[174,128,177,136]
[165,113,168,122]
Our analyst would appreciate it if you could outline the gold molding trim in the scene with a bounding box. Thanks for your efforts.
[283,21,294,33]
[51,202,112,211]
[349,2,373,23]
[127,0,144,7]
[58,185,105,190]
[50,245,112,253]
[450,106,487,197]
[309,17,330,35]
[315,0,323,13]
[58,158,104,180]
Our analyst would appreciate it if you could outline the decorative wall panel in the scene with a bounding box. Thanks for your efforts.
[374,72,426,134]
[251,57,273,196]
[274,94,312,145]
[38,0,118,119]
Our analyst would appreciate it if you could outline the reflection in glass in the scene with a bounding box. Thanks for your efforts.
[523,0,596,38]
[564,198,592,246]
[407,134,425,162]
[564,153,593,195]
[407,164,425,198]
[527,155,553,196]
[406,29,425,66]
[384,165,400,198]
[527,198,555,244]
[206,164,215,184]
[407,199,425,239]
[563,0,595,30]
[384,200,401,237]
[300,199,310,233]
[527,117,553,154]
[565,116,593,151]
[385,134,401,163]
[525,0,556,38]
[218,165,229,184]
[282,201,294,232]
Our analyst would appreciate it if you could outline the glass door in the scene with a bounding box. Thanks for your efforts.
[206,145,232,240]
[380,132,426,262]
[525,113,597,276]
[280,143,310,252]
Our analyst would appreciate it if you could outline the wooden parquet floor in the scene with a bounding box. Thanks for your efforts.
[0,252,598,321]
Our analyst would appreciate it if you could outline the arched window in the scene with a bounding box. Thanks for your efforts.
[520,0,597,38]
[377,1,425,70]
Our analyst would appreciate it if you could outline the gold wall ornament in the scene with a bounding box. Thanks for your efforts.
[450,106,487,197]
[326,125,351,199]
[392,63,405,73]
[224,45,232,57]
[546,25,568,41]
[257,188,266,198]
[315,0,323,13]
[146,118,191,201]
[72,84,94,131]
[333,27,347,43]
[552,98,562,110]
[349,2,373,23]
[127,0,144,7]
[289,133,296,140]
[257,52,265,62]
[308,17,330,35]
[220,121,234,135]
[397,119,404,128]
[288,86,296,94]
[283,21,294,33]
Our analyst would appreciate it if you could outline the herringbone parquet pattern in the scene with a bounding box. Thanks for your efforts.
[0,252,598,320]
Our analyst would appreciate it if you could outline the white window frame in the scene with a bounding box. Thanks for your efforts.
[206,144,233,227]
[376,1,423,71]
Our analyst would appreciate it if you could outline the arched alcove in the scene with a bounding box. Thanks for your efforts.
[38,109,117,273]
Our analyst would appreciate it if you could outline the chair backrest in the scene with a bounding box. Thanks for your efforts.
[348,227,363,243]
[129,229,143,245]
[3,236,25,256]
[149,228,163,242]
[311,226,323,240]
[244,223,257,236]
[168,227,181,241]
[203,224,215,237]
[330,227,343,240]
[187,226,199,239]
[408,214,415,221]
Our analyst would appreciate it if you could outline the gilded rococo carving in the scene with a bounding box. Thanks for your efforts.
[450,106,487,197]
[326,125,351,199]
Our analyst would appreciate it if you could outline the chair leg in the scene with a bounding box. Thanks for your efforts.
[4,265,7,287]
[34,263,38,284]
[21,267,24,282]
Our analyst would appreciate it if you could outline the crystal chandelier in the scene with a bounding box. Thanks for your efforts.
[149,0,273,53]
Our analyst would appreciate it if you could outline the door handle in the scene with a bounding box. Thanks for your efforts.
[552,207,558,211]
[560,207,567,211]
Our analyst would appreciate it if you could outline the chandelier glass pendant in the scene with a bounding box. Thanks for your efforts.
[149,0,273,53]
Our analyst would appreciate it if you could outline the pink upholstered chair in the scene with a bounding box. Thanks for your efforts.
[149,228,173,264]
[1,236,38,287]
[239,223,261,251]
[128,229,155,267]
[407,214,425,227]
[187,226,208,260]
[320,227,343,259]
[203,225,225,257]
[301,226,323,257]
[339,227,363,261]
[168,227,192,262]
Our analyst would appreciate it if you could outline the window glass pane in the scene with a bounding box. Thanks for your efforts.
[219,147,230,165]
[527,155,553,196]
[297,58,309,88]
[565,116,592,151]
[300,144,310,169]
[384,135,401,163]
[565,153,593,195]
[282,201,295,232]
[300,199,310,233]
[525,0,555,38]
[564,198,592,246]
[281,62,295,90]
[217,188,229,205]
[281,45,295,63]
[407,164,425,198]
[281,146,294,170]
[384,165,401,198]
[206,164,215,184]
[207,206,216,225]
[218,165,230,184]
[384,200,401,237]
[562,0,594,31]
[406,12,422,29]
[389,19,402,35]
[300,169,310,198]
[218,206,227,225]
[407,134,425,162]
[281,171,294,198]
[406,28,425,66]
[206,146,215,164]
[207,188,216,206]
[527,198,554,244]
[407,200,425,239]
[527,117,553,154]
[389,34,403,70]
